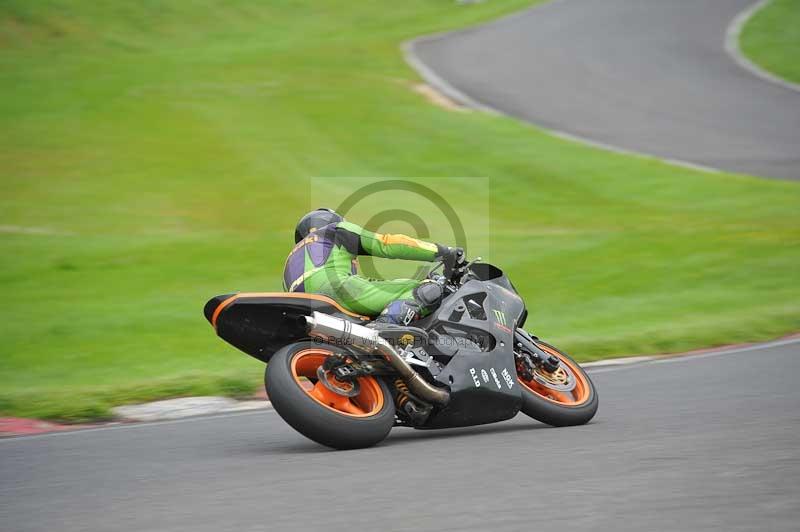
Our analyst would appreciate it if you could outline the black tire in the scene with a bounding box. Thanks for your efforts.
[265,341,395,450]
[518,341,598,427]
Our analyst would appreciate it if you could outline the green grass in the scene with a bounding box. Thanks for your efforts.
[1,1,799,422]
[740,0,800,84]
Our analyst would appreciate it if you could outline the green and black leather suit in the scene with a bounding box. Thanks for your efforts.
[282,221,446,319]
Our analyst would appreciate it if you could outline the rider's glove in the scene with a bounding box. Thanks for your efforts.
[436,245,467,280]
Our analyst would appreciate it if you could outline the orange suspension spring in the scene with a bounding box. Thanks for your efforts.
[395,378,410,409]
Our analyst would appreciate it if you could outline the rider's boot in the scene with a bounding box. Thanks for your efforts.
[371,300,421,326]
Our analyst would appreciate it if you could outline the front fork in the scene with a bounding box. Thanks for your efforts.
[514,328,560,378]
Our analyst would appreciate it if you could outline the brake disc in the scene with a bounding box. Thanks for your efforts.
[316,366,361,397]
[532,365,577,393]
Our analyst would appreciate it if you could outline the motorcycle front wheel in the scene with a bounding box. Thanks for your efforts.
[266,341,395,449]
[517,341,598,427]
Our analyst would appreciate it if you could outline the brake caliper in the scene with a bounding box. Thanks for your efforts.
[514,345,536,381]
[327,360,376,382]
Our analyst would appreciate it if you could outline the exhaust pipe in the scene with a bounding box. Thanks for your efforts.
[304,312,450,406]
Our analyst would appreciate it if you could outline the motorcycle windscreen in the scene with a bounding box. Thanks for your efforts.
[469,263,518,294]
[468,262,527,327]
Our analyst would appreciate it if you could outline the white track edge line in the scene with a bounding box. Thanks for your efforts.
[402,1,725,175]
[724,0,800,94]
[585,336,800,374]
[0,407,278,443]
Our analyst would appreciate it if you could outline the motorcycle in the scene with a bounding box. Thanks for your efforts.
[204,257,598,449]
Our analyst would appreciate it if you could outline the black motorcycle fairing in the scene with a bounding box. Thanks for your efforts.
[369,323,430,349]
[418,279,526,428]
[464,262,527,327]
[204,293,365,363]
[421,279,523,356]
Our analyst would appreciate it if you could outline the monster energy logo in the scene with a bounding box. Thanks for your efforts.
[492,309,507,326]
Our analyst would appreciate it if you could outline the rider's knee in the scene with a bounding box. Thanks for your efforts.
[413,280,444,313]
[376,281,445,325]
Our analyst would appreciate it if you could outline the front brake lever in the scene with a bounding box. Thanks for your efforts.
[427,260,444,279]
[462,256,482,271]
[453,256,482,285]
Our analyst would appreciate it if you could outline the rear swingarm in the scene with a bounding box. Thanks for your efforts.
[321,353,395,382]
[321,351,433,426]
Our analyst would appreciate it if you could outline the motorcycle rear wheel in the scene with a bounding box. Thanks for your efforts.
[517,341,598,426]
[266,341,395,449]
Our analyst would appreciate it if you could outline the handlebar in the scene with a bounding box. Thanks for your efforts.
[428,256,482,285]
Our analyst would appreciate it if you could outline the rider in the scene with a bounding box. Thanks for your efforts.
[284,208,464,324]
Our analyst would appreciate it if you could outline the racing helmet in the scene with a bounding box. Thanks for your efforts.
[294,208,343,243]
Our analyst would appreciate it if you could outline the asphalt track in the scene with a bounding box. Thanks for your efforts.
[410,0,800,180]
[2,340,799,532]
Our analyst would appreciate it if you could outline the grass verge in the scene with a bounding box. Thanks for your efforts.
[1,1,798,421]
[740,0,800,84]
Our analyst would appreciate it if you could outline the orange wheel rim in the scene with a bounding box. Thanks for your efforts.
[518,344,591,406]
[290,349,384,417]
